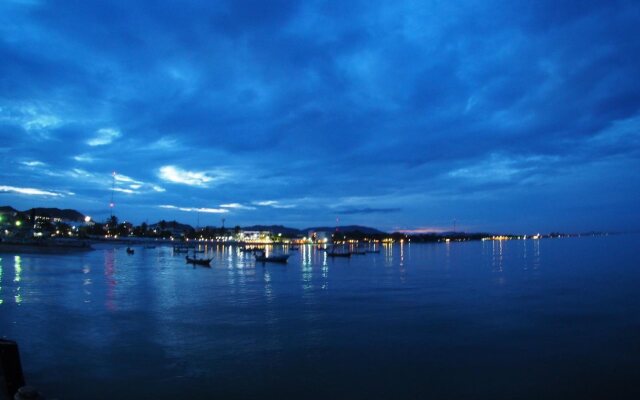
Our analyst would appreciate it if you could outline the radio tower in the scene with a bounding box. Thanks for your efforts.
[110,171,116,218]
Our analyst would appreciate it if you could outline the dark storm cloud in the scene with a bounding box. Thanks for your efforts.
[0,0,639,231]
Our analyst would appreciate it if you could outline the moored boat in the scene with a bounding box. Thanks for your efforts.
[185,256,212,266]
[255,251,290,263]
[327,245,351,257]
[327,251,351,257]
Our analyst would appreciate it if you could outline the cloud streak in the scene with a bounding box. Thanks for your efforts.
[253,200,296,209]
[87,128,121,146]
[158,166,216,186]
[220,203,256,210]
[0,185,66,197]
[159,204,229,214]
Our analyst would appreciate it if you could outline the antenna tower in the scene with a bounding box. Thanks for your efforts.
[110,171,116,218]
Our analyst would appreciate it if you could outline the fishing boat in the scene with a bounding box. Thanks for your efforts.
[185,256,212,266]
[255,251,290,263]
[327,251,351,257]
[327,246,351,257]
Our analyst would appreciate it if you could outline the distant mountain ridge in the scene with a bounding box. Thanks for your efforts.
[304,225,385,235]
[149,220,193,231]
[146,223,386,235]
[239,224,386,235]
[241,225,302,236]
[1,205,387,233]
[27,207,86,222]
[1,206,86,222]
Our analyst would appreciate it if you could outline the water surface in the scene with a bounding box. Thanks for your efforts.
[1,235,639,399]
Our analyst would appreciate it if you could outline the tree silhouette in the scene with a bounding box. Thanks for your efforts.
[107,215,119,228]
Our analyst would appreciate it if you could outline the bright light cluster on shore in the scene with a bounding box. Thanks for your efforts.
[481,234,542,241]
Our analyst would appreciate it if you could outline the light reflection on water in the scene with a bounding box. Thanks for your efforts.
[104,249,116,311]
[0,235,639,399]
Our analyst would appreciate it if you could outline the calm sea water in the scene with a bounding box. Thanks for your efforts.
[1,235,639,399]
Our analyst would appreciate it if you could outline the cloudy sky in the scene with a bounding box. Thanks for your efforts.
[1,0,639,233]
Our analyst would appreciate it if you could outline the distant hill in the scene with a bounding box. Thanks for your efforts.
[27,207,86,222]
[149,220,194,231]
[0,206,18,214]
[241,225,303,236]
[304,225,386,235]
[240,224,386,235]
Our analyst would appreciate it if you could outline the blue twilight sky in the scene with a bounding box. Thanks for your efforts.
[1,0,640,233]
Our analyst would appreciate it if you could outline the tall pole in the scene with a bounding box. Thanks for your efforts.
[109,171,116,219]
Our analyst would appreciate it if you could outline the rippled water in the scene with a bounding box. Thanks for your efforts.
[1,235,639,399]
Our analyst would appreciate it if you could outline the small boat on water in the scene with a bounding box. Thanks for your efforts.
[255,251,290,263]
[185,256,212,266]
[126,247,135,255]
[327,251,351,257]
[327,244,351,257]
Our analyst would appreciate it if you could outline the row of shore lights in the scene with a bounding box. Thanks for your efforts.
[3,215,92,228]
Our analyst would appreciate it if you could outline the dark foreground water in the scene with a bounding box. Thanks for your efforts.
[1,235,639,399]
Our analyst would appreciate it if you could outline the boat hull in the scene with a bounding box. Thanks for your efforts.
[185,256,212,266]
[255,255,290,263]
[327,252,351,257]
